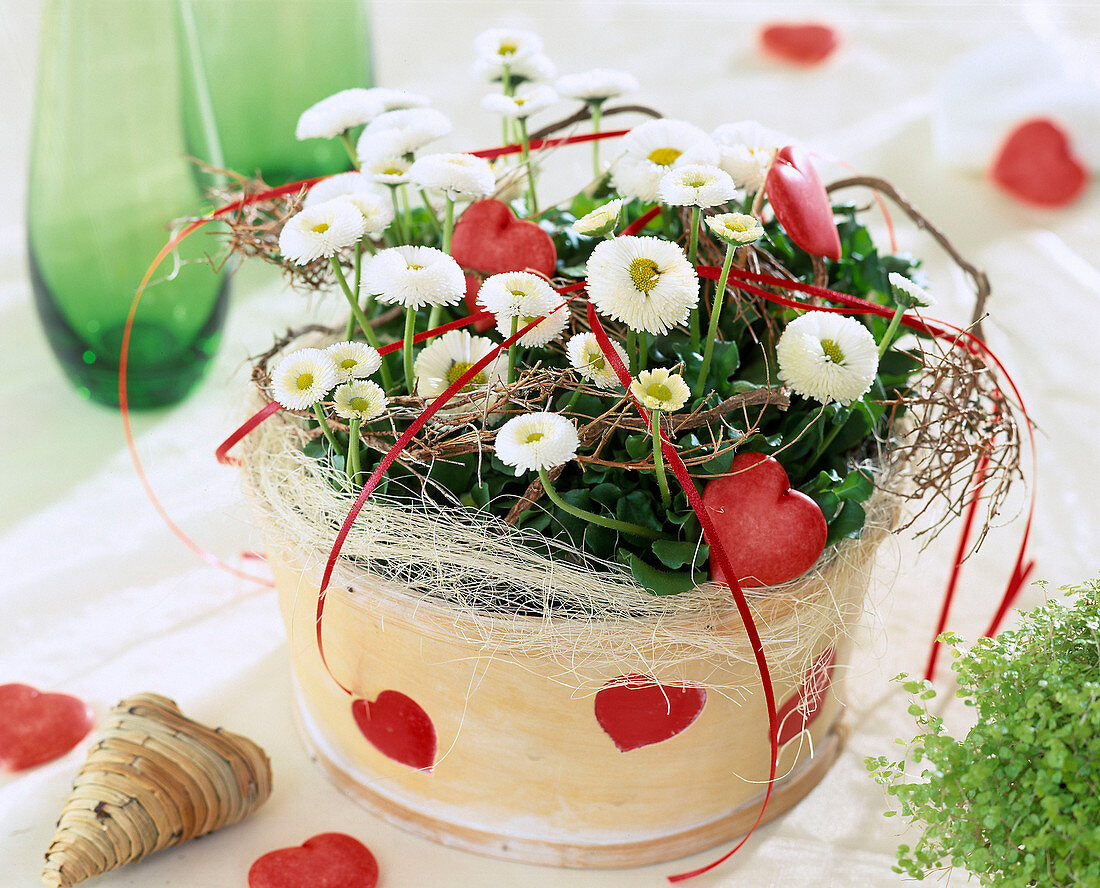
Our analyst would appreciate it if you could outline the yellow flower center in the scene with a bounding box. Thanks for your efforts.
[295,373,314,391]
[311,223,330,234]
[384,167,404,176]
[647,382,672,402]
[445,360,486,392]
[515,97,527,105]
[683,173,708,188]
[349,396,370,411]
[591,355,606,370]
[647,147,682,166]
[820,338,845,364]
[628,257,661,293]
[498,41,517,56]
[407,263,424,271]
[525,432,545,443]
[520,316,539,326]
[340,358,357,370]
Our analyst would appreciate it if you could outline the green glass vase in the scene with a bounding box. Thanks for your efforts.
[176,0,373,188]
[29,0,229,410]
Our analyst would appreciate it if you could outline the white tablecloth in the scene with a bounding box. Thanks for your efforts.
[2,2,1098,886]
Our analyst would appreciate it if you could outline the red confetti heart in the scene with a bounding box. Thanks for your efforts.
[991,118,1088,208]
[594,676,706,752]
[451,199,557,330]
[760,23,839,66]
[351,690,437,772]
[0,683,94,772]
[248,832,379,888]
[776,646,836,745]
[703,452,827,587]
[765,145,842,261]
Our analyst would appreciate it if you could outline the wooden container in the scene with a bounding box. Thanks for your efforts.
[267,526,883,868]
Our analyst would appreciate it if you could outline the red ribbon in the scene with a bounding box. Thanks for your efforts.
[472,128,631,161]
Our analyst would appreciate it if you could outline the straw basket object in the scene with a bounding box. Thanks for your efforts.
[241,392,899,868]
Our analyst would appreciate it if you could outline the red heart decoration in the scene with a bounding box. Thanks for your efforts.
[351,690,437,772]
[991,118,1088,208]
[0,683,94,772]
[760,23,839,66]
[594,675,706,752]
[775,646,836,745]
[765,145,842,261]
[248,832,379,888]
[703,452,827,587]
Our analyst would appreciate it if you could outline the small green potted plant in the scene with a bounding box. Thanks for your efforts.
[867,578,1100,887]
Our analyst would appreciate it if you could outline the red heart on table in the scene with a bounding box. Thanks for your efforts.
[760,23,839,65]
[351,690,437,772]
[991,118,1088,208]
[451,199,557,330]
[594,676,706,752]
[765,145,842,261]
[776,646,836,745]
[0,683,94,772]
[703,452,827,588]
[248,832,379,888]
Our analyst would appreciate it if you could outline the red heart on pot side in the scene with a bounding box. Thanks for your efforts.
[594,676,706,752]
[248,832,379,888]
[703,452,827,588]
[0,683,94,772]
[991,118,1087,208]
[776,646,836,745]
[760,23,839,66]
[351,690,437,772]
[765,146,842,261]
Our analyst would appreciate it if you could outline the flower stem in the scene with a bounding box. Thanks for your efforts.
[343,243,364,339]
[347,417,361,481]
[399,184,413,239]
[538,467,665,540]
[688,206,702,352]
[565,388,584,411]
[637,331,648,372]
[339,131,360,170]
[507,314,519,383]
[517,117,538,214]
[312,403,344,456]
[403,306,417,394]
[418,188,442,234]
[388,186,405,243]
[441,194,454,254]
[590,100,603,177]
[651,409,672,509]
[879,304,906,357]
[331,256,371,336]
[695,242,737,397]
[808,408,848,466]
[626,328,638,376]
[331,256,393,389]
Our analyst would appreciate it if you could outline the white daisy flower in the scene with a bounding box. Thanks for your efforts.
[572,199,624,237]
[611,119,720,202]
[566,332,629,389]
[295,89,381,140]
[474,27,542,63]
[556,68,639,103]
[630,368,691,412]
[408,152,496,199]
[356,108,453,162]
[362,154,412,186]
[586,236,700,335]
[270,347,340,410]
[361,245,466,310]
[777,312,880,406]
[706,212,765,246]
[332,380,387,422]
[711,121,791,193]
[481,84,559,120]
[494,411,579,476]
[344,191,395,237]
[473,52,556,86]
[303,171,387,208]
[278,198,366,265]
[476,271,556,318]
[497,303,569,347]
[888,272,934,308]
[658,163,738,208]
[413,329,504,412]
[365,87,431,114]
[325,341,383,382]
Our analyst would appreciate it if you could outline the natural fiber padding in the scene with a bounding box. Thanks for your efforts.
[41,693,272,888]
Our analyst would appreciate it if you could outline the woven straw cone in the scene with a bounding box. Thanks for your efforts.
[41,693,272,888]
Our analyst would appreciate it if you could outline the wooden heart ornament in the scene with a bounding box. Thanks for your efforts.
[765,146,842,261]
[991,118,1087,207]
[249,833,379,888]
[0,683,94,772]
[760,23,839,66]
[776,646,836,745]
[703,452,827,587]
[42,693,271,888]
[451,199,557,329]
[594,676,706,752]
[352,690,437,772]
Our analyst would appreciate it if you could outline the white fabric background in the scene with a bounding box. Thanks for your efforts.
[1,2,1098,886]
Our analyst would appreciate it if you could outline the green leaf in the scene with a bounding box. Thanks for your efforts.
[826,499,865,545]
[616,490,663,533]
[628,554,707,596]
[651,538,709,570]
